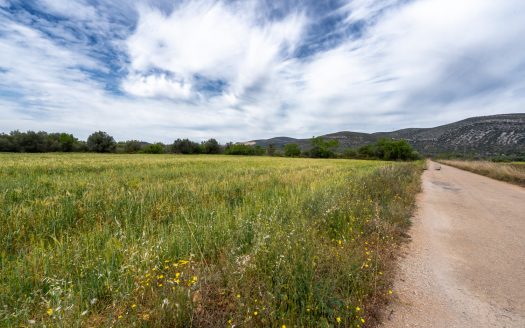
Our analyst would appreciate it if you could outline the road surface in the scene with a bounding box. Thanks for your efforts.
[381,161,525,327]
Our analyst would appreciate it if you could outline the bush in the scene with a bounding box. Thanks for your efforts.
[87,131,117,153]
[358,139,420,161]
[143,143,166,154]
[309,137,339,158]
[172,139,202,154]
[201,139,222,154]
[284,143,301,157]
[225,144,265,156]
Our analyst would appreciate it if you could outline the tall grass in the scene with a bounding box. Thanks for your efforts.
[0,154,422,327]
[439,160,525,186]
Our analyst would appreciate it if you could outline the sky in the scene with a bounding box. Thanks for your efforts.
[0,0,524,142]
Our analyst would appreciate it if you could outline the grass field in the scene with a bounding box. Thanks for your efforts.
[439,160,525,186]
[0,154,422,327]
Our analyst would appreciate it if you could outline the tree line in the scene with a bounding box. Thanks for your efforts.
[0,130,420,160]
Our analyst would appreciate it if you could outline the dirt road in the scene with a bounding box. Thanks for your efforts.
[381,161,525,327]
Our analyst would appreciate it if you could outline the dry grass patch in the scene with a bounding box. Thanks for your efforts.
[439,160,525,186]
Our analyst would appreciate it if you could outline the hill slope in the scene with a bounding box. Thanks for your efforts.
[248,114,525,156]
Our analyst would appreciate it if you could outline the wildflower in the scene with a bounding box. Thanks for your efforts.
[379,271,383,275]
[356,306,361,311]
[175,272,181,278]
[361,318,365,323]
[178,260,189,265]
[164,259,170,263]
[46,308,53,316]
[118,315,123,319]
[142,313,150,321]
[158,283,163,287]
[236,294,241,298]
[158,275,164,279]
[336,317,342,323]
[253,311,258,316]
[282,325,286,328]
[131,304,137,309]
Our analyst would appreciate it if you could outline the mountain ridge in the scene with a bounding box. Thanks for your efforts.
[247,114,525,156]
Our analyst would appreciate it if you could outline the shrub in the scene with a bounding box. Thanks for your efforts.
[143,143,166,154]
[284,143,301,157]
[172,139,202,154]
[87,131,116,153]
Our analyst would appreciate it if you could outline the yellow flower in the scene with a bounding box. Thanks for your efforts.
[158,283,163,287]
[46,308,53,316]
[131,304,137,309]
[253,311,258,316]
[336,317,341,323]
[356,306,361,311]
[361,318,365,323]
[118,315,123,319]
[282,325,286,328]
[236,294,241,298]
[142,313,150,321]
[388,290,393,295]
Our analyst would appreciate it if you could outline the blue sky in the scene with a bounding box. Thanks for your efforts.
[0,0,524,142]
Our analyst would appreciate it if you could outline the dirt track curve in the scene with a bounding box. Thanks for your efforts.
[381,161,525,328]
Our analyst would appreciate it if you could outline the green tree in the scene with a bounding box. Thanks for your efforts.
[143,143,165,154]
[201,138,222,154]
[172,139,202,154]
[124,140,143,153]
[87,131,116,153]
[266,144,276,156]
[309,137,339,158]
[284,143,301,157]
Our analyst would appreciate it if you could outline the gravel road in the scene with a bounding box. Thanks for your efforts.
[381,161,525,327]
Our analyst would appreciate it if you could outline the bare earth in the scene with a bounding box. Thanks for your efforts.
[381,161,525,328]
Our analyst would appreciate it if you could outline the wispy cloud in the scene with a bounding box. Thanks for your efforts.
[0,0,524,142]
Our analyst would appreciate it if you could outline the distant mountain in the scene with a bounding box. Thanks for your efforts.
[246,114,525,156]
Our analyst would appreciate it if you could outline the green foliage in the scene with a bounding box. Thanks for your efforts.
[309,137,339,158]
[87,131,117,153]
[342,148,358,158]
[266,144,276,156]
[358,139,420,161]
[201,138,222,154]
[284,143,301,157]
[172,138,202,154]
[0,154,422,327]
[224,143,265,155]
[143,143,166,154]
[123,140,144,153]
[0,131,82,153]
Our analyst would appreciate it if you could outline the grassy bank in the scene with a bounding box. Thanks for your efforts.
[439,160,525,186]
[0,154,422,327]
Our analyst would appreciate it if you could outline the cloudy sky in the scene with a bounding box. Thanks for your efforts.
[0,0,524,142]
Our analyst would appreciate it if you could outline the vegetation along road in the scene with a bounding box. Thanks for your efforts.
[382,161,525,327]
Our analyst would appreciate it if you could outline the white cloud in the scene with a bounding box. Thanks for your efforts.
[124,1,306,99]
[1,0,525,142]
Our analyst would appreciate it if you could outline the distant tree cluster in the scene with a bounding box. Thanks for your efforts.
[0,130,420,161]
[0,131,86,152]
[354,139,420,160]
[224,143,265,155]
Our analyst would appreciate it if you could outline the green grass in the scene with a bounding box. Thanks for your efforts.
[0,154,422,327]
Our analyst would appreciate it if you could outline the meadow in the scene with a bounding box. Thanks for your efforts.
[438,160,525,186]
[0,154,422,327]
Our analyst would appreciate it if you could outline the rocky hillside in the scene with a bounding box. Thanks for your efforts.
[248,114,525,156]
